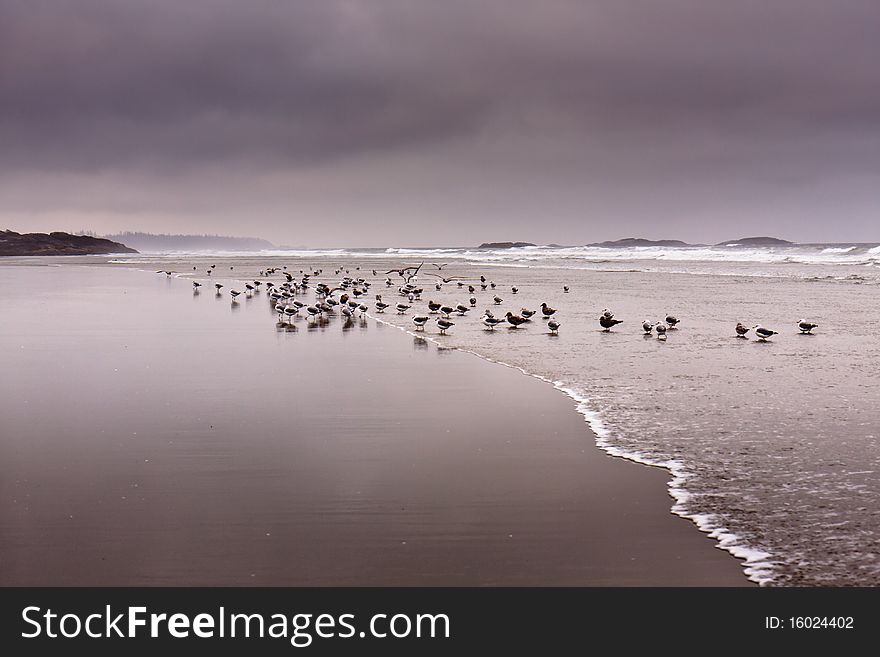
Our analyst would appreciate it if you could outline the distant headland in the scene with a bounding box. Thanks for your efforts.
[475,236,797,250]
[477,241,537,249]
[589,237,694,248]
[0,230,137,256]
[715,236,794,247]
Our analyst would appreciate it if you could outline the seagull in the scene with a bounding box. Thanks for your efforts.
[428,300,442,313]
[440,305,455,317]
[283,306,297,322]
[412,315,429,330]
[493,296,503,305]
[490,282,496,289]
[215,283,224,291]
[245,284,255,294]
[798,319,819,334]
[192,281,202,289]
[511,286,518,294]
[306,306,321,320]
[665,315,680,328]
[456,304,470,315]
[548,319,560,334]
[482,315,504,330]
[468,285,475,294]
[541,303,557,318]
[520,308,536,319]
[754,325,778,341]
[505,312,527,328]
[428,274,459,284]
[735,322,750,338]
[375,301,390,312]
[599,315,623,331]
[563,286,569,293]
[230,290,241,300]
[469,297,477,307]
[655,322,668,339]
[642,320,654,334]
[396,303,411,314]
[437,318,455,334]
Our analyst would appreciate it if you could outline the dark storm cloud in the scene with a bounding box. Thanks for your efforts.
[2,0,880,243]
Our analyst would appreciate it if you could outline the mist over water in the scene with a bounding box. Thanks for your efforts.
[114,243,880,586]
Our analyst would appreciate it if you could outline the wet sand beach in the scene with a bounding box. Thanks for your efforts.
[0,263,746,585]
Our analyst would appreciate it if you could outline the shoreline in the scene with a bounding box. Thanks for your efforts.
[369,311,768,584]
[0,263,750,585]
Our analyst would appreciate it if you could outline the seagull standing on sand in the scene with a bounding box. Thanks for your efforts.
[655,322,668,339]
[493,296,503,305]
[482,315,504,330]
[436,318,455,334]
[754,325,778,341]
[735,323,750,338]
[599,314,623,331]
[541,303,557,318]
[230,290,241,300]
[642,320,654,334]
[548,319,560,334]
[665,315,680,328]
[412,315,429,330]
[505,312,527,328]
[798,319,819,334]
[520,308,536,319]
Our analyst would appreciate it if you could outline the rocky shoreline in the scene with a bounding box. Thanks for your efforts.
[0,230,137,256]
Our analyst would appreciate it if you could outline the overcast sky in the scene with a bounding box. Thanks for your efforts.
[2,0,879,246]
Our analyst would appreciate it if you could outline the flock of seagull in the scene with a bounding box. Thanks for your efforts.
[171,262,819,342]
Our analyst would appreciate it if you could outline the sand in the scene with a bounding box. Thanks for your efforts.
[0,262,747,585]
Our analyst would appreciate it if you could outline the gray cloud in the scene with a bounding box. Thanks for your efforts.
[2,0,879,244]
